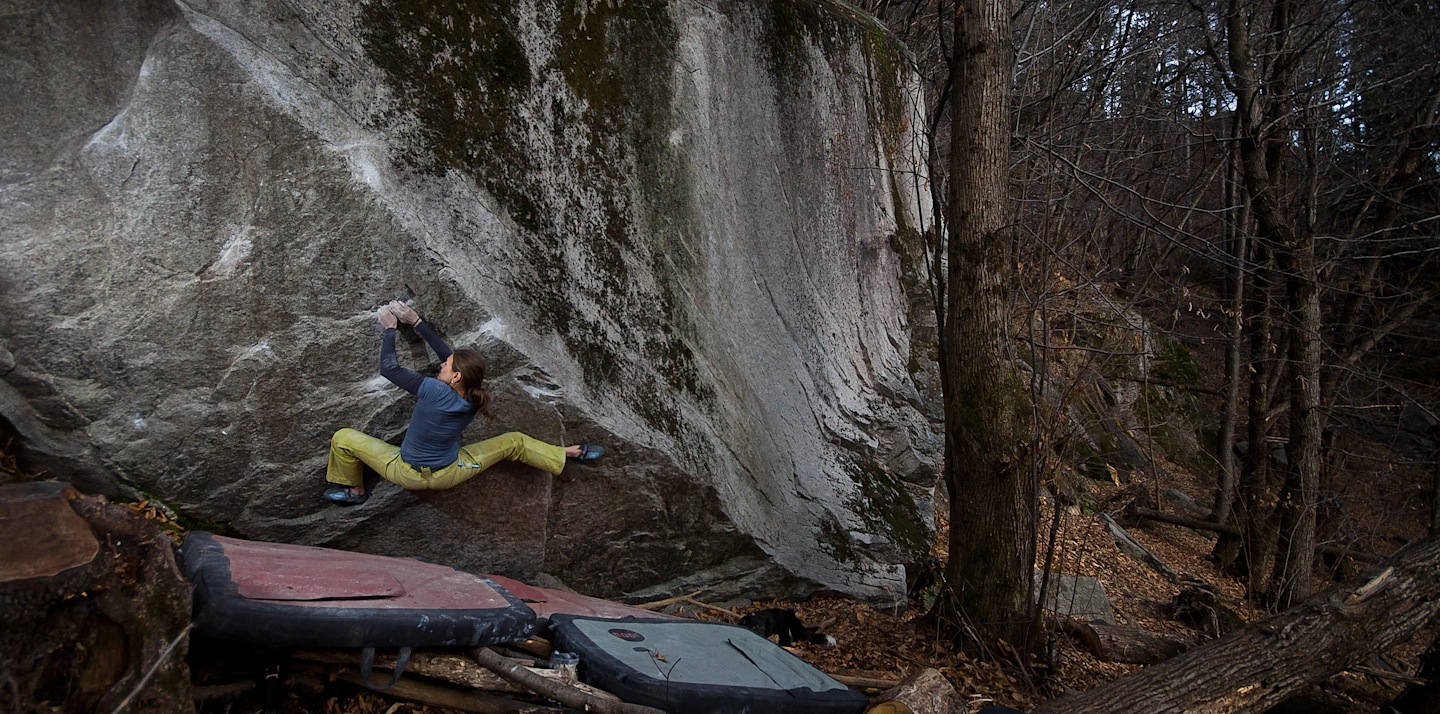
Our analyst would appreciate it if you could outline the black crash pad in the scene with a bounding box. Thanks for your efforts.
[182,531,535,648]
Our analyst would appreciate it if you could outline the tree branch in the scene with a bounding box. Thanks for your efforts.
[470,648,669,714]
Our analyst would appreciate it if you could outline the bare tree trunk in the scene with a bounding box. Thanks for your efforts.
[1222,0,1325,609]
[940,0,1036,652]
[1270,226,1321,608]
[1034,537,1440,713]
[1214,243,1278,587]
[0,483,193,713]
[1211,0,1321,606]
[1212,115,1248,527]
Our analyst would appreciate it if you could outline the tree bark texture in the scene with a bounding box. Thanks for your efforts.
[1271,236,1321,608]
[872,667,964,714]
[1214,242,1277,585]
[1034,537,1440,713]
[1211,126,1248,527]
[942,0,1036,651]
[1223,0,1322,610]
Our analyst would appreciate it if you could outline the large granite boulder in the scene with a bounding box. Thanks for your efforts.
[0,0,940,605]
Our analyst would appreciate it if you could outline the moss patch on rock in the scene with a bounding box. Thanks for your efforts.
[359,0,539,223]
[844,457,932,559]
[358,1,716,438]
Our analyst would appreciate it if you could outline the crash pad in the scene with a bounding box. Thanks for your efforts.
[182,532,535,648]
[549,615,868,714]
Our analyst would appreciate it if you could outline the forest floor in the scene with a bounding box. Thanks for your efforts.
[182,455,1432,713]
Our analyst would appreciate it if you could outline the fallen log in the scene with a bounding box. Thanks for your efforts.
[1033,536,1440,713]
[1321,543,1380,565]
[508,637,554,659]
[487,645,540,665]
[1163,489,1212,518]
[1052,618,1190,665]
[870,668,962,714]
[471,647,670,714]
[1350,664,1425,686]
[1097,513,1178,583]
[0,483,193,712]
[1326,671,1408,711]
[1132,508,1240,536]
[192,681,256,702]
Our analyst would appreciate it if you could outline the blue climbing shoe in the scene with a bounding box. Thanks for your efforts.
[323,486,369,505]
[573,444,604,462]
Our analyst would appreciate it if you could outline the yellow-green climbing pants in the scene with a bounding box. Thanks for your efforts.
[325,428,566,491]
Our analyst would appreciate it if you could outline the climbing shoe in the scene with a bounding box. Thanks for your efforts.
[323,486,369,505]
[572,444,604,462]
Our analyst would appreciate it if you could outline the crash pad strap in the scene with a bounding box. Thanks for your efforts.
[358,646,412,691]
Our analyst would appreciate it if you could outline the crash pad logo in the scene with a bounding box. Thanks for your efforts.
[608,628,645,642]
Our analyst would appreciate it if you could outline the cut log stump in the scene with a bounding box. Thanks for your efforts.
[0,481,193,713]
[871,667,962,714]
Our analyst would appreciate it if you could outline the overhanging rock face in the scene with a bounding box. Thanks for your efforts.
[0,0,940,605]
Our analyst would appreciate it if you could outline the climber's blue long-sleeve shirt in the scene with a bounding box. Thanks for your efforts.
[380,322,478,468]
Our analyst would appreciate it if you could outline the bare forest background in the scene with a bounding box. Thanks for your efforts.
[855,0,1440,708]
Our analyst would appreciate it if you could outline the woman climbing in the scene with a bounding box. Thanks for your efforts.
[323,300,603,505]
